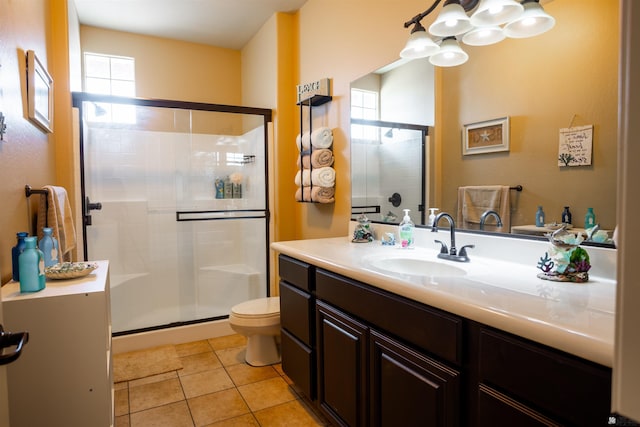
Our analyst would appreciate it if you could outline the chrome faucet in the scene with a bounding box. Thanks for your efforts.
[431,212,474,262]
[479,210,503,230]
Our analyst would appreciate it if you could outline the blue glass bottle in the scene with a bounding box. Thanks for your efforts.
[535,206,545,227]
[18,236,46,293]
[11,232,29,282]
[39,227,59,267]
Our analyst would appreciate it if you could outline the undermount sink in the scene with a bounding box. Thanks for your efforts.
[366,256,467,278]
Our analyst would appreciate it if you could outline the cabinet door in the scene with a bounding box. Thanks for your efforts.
[317,301,368,427]
[370,330,460,427]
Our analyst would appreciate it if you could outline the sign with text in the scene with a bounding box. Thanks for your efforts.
[558,125,593,167]
[297,78,331,104]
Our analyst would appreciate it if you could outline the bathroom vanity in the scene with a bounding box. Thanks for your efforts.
[274,232,616,426]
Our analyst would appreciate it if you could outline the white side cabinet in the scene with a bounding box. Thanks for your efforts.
[1,260,113,427]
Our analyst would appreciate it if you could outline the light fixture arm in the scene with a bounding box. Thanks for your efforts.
[403,0,443,29]
[404,0,480,28]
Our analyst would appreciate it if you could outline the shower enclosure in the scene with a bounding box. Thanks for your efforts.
[72,93,272,335]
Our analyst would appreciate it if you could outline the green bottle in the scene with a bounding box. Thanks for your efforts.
[584,207,596,229]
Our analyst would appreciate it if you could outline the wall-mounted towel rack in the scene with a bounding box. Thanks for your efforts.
[25,184,48,197]
[510,185,523,191]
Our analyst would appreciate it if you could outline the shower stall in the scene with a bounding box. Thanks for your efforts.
[72,93,272,335]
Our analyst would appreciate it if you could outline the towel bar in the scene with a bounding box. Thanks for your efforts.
[510,185,523,191]
[25,185,48,197]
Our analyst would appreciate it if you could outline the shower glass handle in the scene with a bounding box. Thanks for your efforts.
[84,196,103,226]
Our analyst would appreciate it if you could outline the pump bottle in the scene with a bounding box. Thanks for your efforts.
[398,209,415,249]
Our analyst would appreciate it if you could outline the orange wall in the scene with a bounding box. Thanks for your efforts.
[0,0,61,284]
[80,26,242,104]
[294,0,427,239]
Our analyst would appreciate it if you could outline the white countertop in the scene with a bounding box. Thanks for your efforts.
[2,260,110,301]
[272,235,615,368]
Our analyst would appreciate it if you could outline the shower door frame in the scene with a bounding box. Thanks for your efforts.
[72,92,273,332]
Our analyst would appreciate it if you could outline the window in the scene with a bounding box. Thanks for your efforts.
[84,53,136,123]
[351,88,379,140]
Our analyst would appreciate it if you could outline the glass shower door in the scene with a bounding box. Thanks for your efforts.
[78,95,269,334]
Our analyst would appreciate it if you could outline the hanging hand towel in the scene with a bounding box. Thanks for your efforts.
[36,185,77,262]
[311,127,333,149]
[456,185,511,231]
[311,166,336,187]
[296,132,311,151]
[294,169,312,187]
[296,148,334,169]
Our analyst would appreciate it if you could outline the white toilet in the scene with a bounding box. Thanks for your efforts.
[229,297,281,366]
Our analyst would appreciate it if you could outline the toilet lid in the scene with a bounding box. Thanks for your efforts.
[231,297,280,318]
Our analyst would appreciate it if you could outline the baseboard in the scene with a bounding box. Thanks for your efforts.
[112,319,234,354]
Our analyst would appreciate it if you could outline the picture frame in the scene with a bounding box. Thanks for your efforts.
[26,50,53,133]
[462,116,509,155]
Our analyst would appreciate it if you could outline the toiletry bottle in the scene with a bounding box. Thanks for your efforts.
[428,208,439,226]
[18,236,46,293]
[584,207,596,229]
[11,231,29,282]
[39,227,59,267]
[215,178,225,199]
[398,209,415,249]
[562,206,572,225]
[535,206,545,227]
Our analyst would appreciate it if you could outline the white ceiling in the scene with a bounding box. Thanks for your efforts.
[73,0,309,50]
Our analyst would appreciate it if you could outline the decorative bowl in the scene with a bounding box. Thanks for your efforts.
[45,262,98,280]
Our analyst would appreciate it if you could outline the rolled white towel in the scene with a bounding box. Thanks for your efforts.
[294,169,311,187]
[311,127,333,149]
[311,166,336,187]
[296,132,311,151]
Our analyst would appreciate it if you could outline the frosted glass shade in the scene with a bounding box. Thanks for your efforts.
[400,28,440,59]
[470,0,524,27]
[429,37,469,67]
[504,0,555,38]
[462,26,505,46]
[429,2,474,37]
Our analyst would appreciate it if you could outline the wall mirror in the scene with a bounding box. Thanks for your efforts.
[350,58,434,226]
[350,1,618,248]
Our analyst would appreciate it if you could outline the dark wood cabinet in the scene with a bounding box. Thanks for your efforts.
[316,301,369,427]
[370,330,460,427]
[277,255,613,427]
[278,255,316,399]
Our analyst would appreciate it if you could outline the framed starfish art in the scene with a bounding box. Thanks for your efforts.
[463,116,509,155]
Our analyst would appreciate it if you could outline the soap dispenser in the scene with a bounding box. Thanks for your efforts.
[398,209,415,249]
[428,208,439,226]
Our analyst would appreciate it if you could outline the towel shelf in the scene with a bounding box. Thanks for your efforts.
[296,94,335,204]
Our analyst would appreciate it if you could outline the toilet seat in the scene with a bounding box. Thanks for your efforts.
[230,297,279,319]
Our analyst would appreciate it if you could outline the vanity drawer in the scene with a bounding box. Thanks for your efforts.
[279,254,314,292]
[477,327,611,426]
[280,280,314,346]
[316,269,462,365]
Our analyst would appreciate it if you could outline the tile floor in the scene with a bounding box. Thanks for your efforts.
[114,334,330,427]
